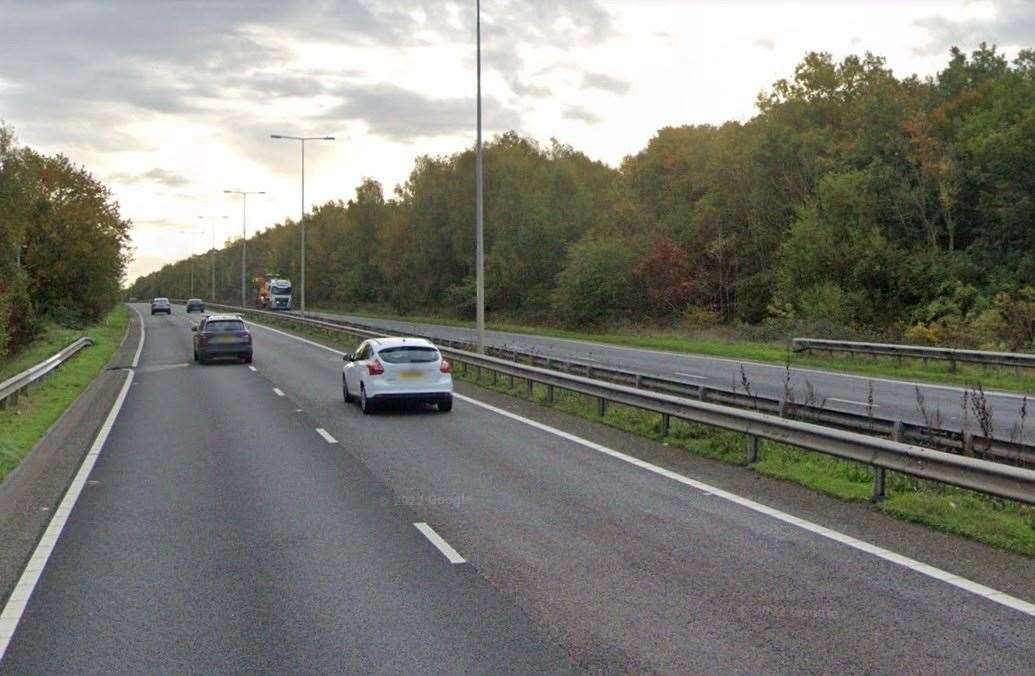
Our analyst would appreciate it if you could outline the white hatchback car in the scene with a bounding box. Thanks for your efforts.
[342,337,453,414]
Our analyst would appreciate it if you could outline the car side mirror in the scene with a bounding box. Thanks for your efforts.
[344,353,354,362]
[191,325,198,332]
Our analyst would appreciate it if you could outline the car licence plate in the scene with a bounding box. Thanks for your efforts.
[213,335,235,343]
[398,371,423,380]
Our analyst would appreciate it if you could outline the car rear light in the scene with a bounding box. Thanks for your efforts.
[440,359,452,374]
[199,334,208,345]
[367,359,384,376]
[237,331,251,343]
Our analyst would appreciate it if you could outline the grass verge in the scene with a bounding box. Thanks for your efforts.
[237,309,1035,557]
[0,306,130,484]
[308,303,1035,395]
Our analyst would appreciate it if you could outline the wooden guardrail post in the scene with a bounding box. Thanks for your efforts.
[597,397,606,417]
[525,378,533,399]
[546,384,555,404]
[661,413,670,437]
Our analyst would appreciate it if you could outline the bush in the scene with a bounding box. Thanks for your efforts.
[0,270,39,358]
[552,236,642,327]
[903,323,943,346]
[994,287,1035,351]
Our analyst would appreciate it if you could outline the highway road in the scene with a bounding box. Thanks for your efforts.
[2,304,1034,674]
[302,309,1035,444]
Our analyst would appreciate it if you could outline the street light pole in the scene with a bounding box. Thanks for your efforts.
[475,0,486,354]
[178,229,203,297]
[224,190,265,307]
[271,134,335,317]
[199,215,228,301]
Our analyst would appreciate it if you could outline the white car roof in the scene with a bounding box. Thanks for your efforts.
[372,337,436,349]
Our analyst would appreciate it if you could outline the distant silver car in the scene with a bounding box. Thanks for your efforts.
[150,297,171,315]
[185,298,205,313]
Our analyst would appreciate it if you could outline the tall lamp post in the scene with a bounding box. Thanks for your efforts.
[178,228,205,297]
[475,0,486,353]
[224,190,265,307]
[198,215,228,301]
[270,134,335,317]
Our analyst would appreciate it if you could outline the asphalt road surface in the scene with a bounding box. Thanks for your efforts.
[301,308,1034,443]
[2,304,1033,674]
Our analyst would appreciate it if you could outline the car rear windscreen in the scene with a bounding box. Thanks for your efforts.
[206,320,246,333]
[378,346,439,363]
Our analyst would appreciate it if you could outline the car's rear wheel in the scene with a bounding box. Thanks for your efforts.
[199,352,209,365]
[438,396,453,413]
[343,378,353,403]
[360,385,375,414]
[242,355,253,364]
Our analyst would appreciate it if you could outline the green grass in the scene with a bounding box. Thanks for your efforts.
[231,309,1035,556]
[0,306,130,483]
[309,303,1035,395]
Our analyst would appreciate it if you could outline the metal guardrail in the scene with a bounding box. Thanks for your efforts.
[204,303,1034,466]
[0,337,94,410]
[195,301,1035,505]
[793,337,1035,372]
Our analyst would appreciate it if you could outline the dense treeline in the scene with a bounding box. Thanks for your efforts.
[0,124,131,357]
[130,46,1035,350]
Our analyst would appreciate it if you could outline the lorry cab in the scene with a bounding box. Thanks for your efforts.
[269,279,292,310]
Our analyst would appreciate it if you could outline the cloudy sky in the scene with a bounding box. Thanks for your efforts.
[1,0,1032,282]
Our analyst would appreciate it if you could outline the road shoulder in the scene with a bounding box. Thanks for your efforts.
[453,379,1035,603]
[0,306,141,605]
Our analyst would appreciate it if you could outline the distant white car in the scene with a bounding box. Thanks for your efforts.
[342,337,453,414]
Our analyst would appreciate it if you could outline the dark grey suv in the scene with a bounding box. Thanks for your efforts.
[185,298,205,313]
[150,297,171,315]
[192,315,252,364]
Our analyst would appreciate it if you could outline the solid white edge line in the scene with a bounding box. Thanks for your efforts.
[243,320,345,356]
[128,305,145,368]
[453,393,1035,618]
[315,428,338,444]
[241,310,1035,617]
[414,523,466,564]
[0,370,137,659]
[272,388,285,397]
[828,397,877,408]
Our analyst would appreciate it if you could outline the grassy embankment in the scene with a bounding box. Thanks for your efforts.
[310,304,1035,395]
[240,309,1035,557]
[0,306,130,483]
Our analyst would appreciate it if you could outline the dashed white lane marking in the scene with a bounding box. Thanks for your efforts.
[828,397,877,408]
[414,523,466,564]
[241,311,1035,618]
[0,367,138,659]
[273,388,285,397]
[453,393,1035,619]
[316,428,338,444]
[248,366,257,372]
